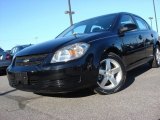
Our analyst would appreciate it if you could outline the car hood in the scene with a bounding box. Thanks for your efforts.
[16,32,112,56]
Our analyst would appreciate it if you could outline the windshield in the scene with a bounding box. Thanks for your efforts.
[57,14,117,38]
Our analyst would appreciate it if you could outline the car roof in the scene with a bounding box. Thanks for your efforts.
[75,12,140,24]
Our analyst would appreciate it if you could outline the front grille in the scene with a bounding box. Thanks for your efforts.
[30,76,81,89]
[15,54,48,66]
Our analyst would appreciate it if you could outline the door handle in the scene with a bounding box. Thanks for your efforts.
[139,35,143,40]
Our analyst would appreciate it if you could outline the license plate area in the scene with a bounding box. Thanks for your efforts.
[15,72,28,85]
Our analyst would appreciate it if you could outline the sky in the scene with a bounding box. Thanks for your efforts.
[0,0,160,50]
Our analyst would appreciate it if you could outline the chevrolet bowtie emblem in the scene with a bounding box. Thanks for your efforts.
[23,59,30,63]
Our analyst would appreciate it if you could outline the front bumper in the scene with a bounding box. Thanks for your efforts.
[7,59,98,93]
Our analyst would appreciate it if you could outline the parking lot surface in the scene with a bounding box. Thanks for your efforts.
[0,64,160,120]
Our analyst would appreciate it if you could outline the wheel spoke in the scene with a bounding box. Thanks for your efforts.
[106,59,111,70]
[109,76,117,86]
[100,77,109,87]
[98,58,123,90]
[99,69,106,76]
[111,67,121,74]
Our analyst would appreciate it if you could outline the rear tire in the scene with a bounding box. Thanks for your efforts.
[151,45,160,68]
[94,52,126,95]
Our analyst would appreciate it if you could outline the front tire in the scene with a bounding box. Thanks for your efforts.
[94,53,126,95]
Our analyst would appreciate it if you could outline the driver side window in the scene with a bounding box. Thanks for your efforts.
[120,15,135,26]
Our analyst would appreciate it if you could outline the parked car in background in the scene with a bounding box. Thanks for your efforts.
[0,44,32,74]
[0,50,11,73]
[0,48,4,52]
[7,12,159,95]
[10,44,32,58]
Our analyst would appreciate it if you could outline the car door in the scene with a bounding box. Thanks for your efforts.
[119,14,146,67]
[134,16,154,59]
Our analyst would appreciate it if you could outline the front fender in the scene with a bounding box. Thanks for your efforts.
[88,35,123,69]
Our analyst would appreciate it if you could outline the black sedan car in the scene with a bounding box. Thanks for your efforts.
[7,12,159,95]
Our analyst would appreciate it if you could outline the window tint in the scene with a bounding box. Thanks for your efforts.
[120,15,134,25]
[134,17,148,30]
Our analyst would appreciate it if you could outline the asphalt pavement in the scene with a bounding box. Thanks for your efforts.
[0,64,160,120]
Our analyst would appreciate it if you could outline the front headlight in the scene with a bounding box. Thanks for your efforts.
[51,43,90,63]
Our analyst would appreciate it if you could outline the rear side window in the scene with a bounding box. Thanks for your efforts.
[134,17,149,30]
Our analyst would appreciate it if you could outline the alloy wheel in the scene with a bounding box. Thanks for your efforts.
[97,58,122,90]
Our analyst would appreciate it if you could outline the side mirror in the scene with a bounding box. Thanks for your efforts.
[118,23,137,35]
